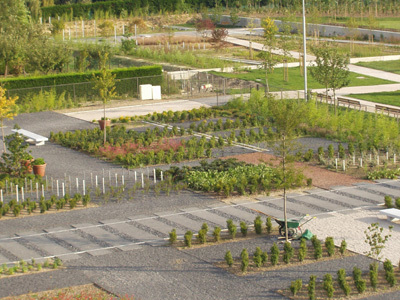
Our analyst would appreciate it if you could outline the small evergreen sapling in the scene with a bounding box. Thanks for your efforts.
[340,239,347,255]
[369,262,378,290]
[240,221,248,237]
[213,227,221,242]
[283,242,294,264]
[254,216,262,234]
[353,267,366,294]
[169,229,177,244]
[241,248,249,273]
[290,279,302,296]
[184,231,193,247]
[325,236,335,256]
[384,195,393,208]
[298,238,307,262]
[270,242,280,266]
[197,229,207,244]
[308,275,316,300]
[323,273,334,298]
[225,250,233,267]
[337,268,351,296]
[226,219,237,239]
[253,247,263,268]
[383,259,396,287]
[266,216,272,234]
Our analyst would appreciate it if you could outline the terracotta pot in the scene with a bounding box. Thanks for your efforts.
[33,163,46,177]
[22,159,33,174]
[98,119,111,130]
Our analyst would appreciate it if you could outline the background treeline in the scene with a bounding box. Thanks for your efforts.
[41,0,400,18]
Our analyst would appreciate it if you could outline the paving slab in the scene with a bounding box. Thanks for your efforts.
[381,180,400,189]
[295,195,346,212]
[18,231,80,261]
[213,205,258,223]
[256,198,304,217]
[0,236,42,263]
[181,207,227,227]
[48,229,110,256]
[286,196,330,215]
[71,224,139,252]
[0,251,14,265]
[360,184,400,198]
[241,201,289,219]
[131,216,178,236]
[157,212,205,232]
[315,191,371,208]
[334,187,383,204]
[100,220,161,245]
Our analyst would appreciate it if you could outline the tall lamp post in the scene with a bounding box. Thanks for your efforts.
[302,0,308,101]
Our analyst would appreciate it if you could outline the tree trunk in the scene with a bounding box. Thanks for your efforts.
[103,103,106,145]
[283,134,289,242]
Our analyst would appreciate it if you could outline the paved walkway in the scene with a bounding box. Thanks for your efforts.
[0,180,398,266]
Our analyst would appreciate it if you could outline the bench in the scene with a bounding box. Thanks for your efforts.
[316,93,333,104]
[376,104,400,118]
[11,129,48,146]
[380,208,400,222]
[337,97,361,110]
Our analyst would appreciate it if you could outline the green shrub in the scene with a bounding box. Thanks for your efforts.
[197,229,207,244]
[303,149,314,162]
[266,217,272,234]
[384,195,393,208]
[290,279,302,296]
[283,242,294,264]
[313,239,322,260]
[270,242,280,266]
[308,275,316,300]
[184,231,193,248]
[253,247,263,268]
[337,268,351,296]
[201,223,209,234]
[213,227,221,242]
[338,143,345,159]
[241,248,249,273]
[225,250,233,267]
[323,273,334,298]
[82,194,91,207]
[328,144,334,158]
[240,221,248,237]
[339,239,347,255]
[356,279,366,294]
[169,229,177,244]
[261,251,268,265]
[254,216,262,234]
[325,237,335,257]
[353,266,362,282]
[383,259,396,286]
[369,262,378,290]
[227,219,237,239]
[396,198,400,209]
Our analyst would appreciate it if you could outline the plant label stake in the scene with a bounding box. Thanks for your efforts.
[134,171,137,182]
[102,178,105,194]
[386,152,389,160]
[21,187,24,202]
[369,153,372,161]
[153,169,156,184]
[0,190,2,203]
[36,183,39,201]
[42,185,44,198]
[95,176,98,187]
[83,180,85,196]
[161,171,163,181]
[360,158,363,167]
[56,180,59,197]
[62,182,65,197]
[76,178,79,193]
[141,173,144,188]
[335,158,338,170]
[115,173,118,186]
[16,185,18,203]
[109,171,111,183]
[394,154,396,164]
[122,176,124,191]
[342,160,346,171]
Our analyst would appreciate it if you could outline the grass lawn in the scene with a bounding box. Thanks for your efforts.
[356,60,400,74]
[211,67,394,92]
[346,90,400,107]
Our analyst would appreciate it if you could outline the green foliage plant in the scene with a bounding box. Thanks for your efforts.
[254,216,262,234]
[328,144,334,159]
[169,229,177,245]
[337,268,351,296]
[396,198,400,209]
[298,238,307,262]
[312,238,322,260]
[197,229,207,244]
[339,239,347,255]
[253,247,263,268]
[240,221,248,237]
[364,222,393,260]
[184,231,193,248]
[308,275,316,300]
[227,219,237,239]
[225,250,233,267]
[290,279,302,296]
[270,242,279,266]
[325,237,335,257]
[283,242,294,264]
[213,227,221,242]
[241,248,249,273]
[383,259,397,287]
[266,217,272,234]
[384,195,393,208]
[369,262,378,290]
[323,273,334,298]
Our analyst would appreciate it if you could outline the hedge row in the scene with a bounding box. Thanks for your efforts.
[41,0,184,19]
[1,65,162,90]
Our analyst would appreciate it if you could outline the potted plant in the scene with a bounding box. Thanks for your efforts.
[32,158,46,177]
[98,117,111,131]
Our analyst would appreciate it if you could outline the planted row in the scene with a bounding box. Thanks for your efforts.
[0,258,62,276]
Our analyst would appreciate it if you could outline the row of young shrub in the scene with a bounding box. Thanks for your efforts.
[291,259,398,298]
[0,193,90,218]
[0,258,63,276]
[226,236,347,274]
[384,195,400,209]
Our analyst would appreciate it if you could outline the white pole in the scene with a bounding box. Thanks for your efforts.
[21,187,24,202]
[161,171,163,181]
[302,0,308,100]
[0,190,2,203]
[62,29,65,41]
[335,158,338,170]
[49,16,51,25]
[76,178,79,193]
[40,17,42,24]
[394,154,396,164]
[342,160,346,171]
[141,173,144,188]
[102,177,105,194]
[386,151,389,160]
[83,180,85,196]
[62,182,65,197]
[57,180,59,197]
[115,173,118,186]
[360,158,363,167]
[153,169,156,183]
[16,185,19,203]
[134,171,137,182]
[95,175,98,187]
[122,25,125,35]
[36,182,39,200]
[69,28,71,40]
[122,175,125,191]
[42,185,44,198]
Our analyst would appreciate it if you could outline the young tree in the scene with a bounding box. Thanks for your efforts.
[310,44,350,114]
[259,18,280,95]
[92,52,116,145]
[0,87,18,151]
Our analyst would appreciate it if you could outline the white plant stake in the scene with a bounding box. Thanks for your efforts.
[16,185,18,203]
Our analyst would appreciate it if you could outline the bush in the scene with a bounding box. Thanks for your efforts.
[241,249,249,273]
[184,231,193,247]
[339,239,347,255]
[197,229,207,244]
[325,237,335,257]
[383,259,396,286]
[396,198,400,209]
[240,221,248,237]
[227,219,237,239]
[253,247,263,268]
[254,216,262,234]
[337,268,351,296]
[356,279,366,293]
[213,227,221,242]
[308,275,316,300]
[353,266,362,282]
[266,217,272,234]
[169,229,177,244]
[261,251,268,265]
[283,242,294,264]
[323,273,334,298]
[225,250,233,267]
[313,239,322,260]
[303,149,314,162]
[201,223,209,234]
[369,262,378,290]
[82,194,90,207]
[328,144,334,158]
[290,279,302,296]
[270,242,280,266]
[384,195,393,208]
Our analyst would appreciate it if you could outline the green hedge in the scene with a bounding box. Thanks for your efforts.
[0,65,162,90]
